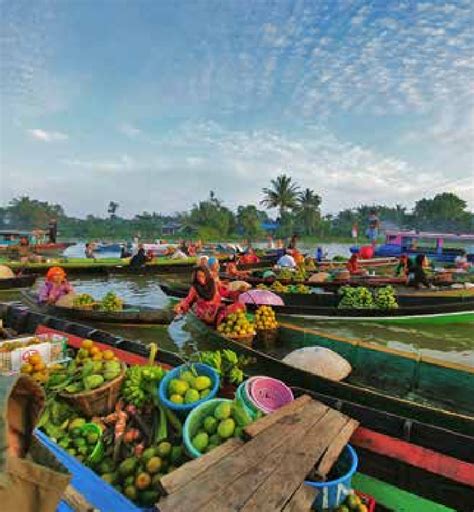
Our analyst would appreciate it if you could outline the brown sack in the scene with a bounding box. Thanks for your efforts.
[0,374,71,512]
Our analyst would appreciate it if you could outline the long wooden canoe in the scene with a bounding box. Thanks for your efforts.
[160,282,474,324]
[3,253,277,277]
[20,291,174,325]
[0,274,36,291]
[182,313,474,436]
[0,303,471,510]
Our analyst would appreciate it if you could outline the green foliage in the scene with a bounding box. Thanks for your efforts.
[237,205,263,241]
[261,174,299,219]
[294,188,322,235]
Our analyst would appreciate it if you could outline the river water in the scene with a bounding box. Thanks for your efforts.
[2,243,471,368]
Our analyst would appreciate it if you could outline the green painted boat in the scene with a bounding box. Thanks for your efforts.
[182,313,474,436]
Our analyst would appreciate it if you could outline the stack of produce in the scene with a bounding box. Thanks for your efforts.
[270,281,289,293]
[165,367,213,405]
[286,283,311,294]
[100,291,124,312]
[192,349,250,387]
[20,353,54,383]
[335,491,370,512]
[254,306,278,331]
[216,311,255,340]
[338,286,374,309]
[277,268,294,281]
[187,399,252,456]
[374,286,398,309]
[73,293,95,308]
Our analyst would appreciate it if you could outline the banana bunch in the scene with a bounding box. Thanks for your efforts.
[122,365,165,407]
[338,286,375,309]
[374,286,398,309]
[73,293,95,307]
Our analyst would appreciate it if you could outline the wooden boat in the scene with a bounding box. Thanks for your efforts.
[20,291,174,325]
[0,302,471,510]
[160,282,474,324]
[375,230,474,263]
[0,274,36,291]
[0,229,74,256]
[182,313,474,436]
[4,253,277,277]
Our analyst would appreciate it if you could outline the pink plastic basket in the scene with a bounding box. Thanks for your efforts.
[247,376,294,414]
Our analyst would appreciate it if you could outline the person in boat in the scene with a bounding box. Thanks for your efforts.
[315,247,324,263]
[18,236,31,264]
[207,256,221,281]
[347,253,359,274]
[225,254,249,278]
[287,233,298,250]
[174,265,244,325]
[129,244,148,268]
[267,235,275,249]
[239,248,260,265]
[276,250,297,268]
[395,254,410,278]
[47,218,58,244]
[408,254,432,289]
[171,247,188,259]
[454,250,470,270]
[120,243,132,259]
[366,209,379,246]
[198,254,209,267]
[38,267,74,304]
[85,242,96,259]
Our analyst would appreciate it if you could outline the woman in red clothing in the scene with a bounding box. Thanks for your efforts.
[174,266,244,325]
[239,248,260,265]
[347,253,359,274]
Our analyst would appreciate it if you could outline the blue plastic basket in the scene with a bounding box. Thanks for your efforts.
[305,444,358,511]
[158,363,220,414]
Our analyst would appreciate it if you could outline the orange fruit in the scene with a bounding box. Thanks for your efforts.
[33,362,46,372]
[103,350,114,361]
[28,354,42,366]
[92,353,103,361]
[89,346,100,356]
[82,339,93,350]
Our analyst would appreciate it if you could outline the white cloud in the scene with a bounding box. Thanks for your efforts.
[61,154,135,173]
[118,123,142,138]
[27,129,68,142]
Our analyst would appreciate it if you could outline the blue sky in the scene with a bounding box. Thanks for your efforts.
[1,0,473,217]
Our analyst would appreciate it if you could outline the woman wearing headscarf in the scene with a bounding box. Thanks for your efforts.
[174,266,244,325]
[409,254,432,289]
[38,267,74,304]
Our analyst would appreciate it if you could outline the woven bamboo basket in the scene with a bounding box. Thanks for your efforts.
[227,332,256,347]
[60,363,126,416]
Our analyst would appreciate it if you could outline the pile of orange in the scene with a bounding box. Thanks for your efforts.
[254,306,278,331]
[21,353,49,383]
[75,339,116,364]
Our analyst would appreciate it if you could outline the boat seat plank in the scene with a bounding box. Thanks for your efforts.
[281,483,319,512]
[158,400,328,512]
[158,437,244,496]
[243,394,312,439]
[239,412,355,512]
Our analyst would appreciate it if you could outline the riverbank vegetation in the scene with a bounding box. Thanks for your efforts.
[1,175,472,242]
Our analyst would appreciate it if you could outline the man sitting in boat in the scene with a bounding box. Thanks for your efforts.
[129,245,149,268]
[85,243,96,259]
[408,254,432,289]
[174,266,244,325]
[38,267,75,304]
[276,250,297,268]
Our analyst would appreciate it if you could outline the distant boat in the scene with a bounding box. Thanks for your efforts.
[93,242,123,254]
[0,230,73,256]
[375,230,474,263]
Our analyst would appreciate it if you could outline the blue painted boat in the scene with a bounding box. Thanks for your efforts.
[375,230,474,263]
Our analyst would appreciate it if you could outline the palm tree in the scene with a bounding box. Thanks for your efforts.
[296,188,321,235]
[107,201,119,219]
[260,174,299,219]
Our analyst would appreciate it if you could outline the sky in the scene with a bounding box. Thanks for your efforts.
[0,0,473,218]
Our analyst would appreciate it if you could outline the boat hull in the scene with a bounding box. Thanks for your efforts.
[20,291,174,324]
[182,313,474,436]
[0,274,37,290]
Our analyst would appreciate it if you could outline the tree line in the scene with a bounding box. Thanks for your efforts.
[0,174,472,241]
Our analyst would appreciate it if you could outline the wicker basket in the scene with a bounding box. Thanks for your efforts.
[227,332,255,347]
[255,328,279,346]
[60,363,126,417]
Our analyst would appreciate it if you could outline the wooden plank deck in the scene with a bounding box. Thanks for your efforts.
[157,395,358,512]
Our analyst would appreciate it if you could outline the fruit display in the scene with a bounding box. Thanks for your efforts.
[166,366,213,405]
[189,400,252,456]
[191,350,251,386]
[0,336,43,352]
[270,281,289,293]
[254,306,278,331]
[334,490,370,512]
[217,311,255,339]
[100,291,124,312]
[44,339,123,395]
[73,293,95,308]
[338,286,374,309]
[20,353,51,383]
[258,281,311,294]
[277,268,294,281]
[374,286,398,309]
